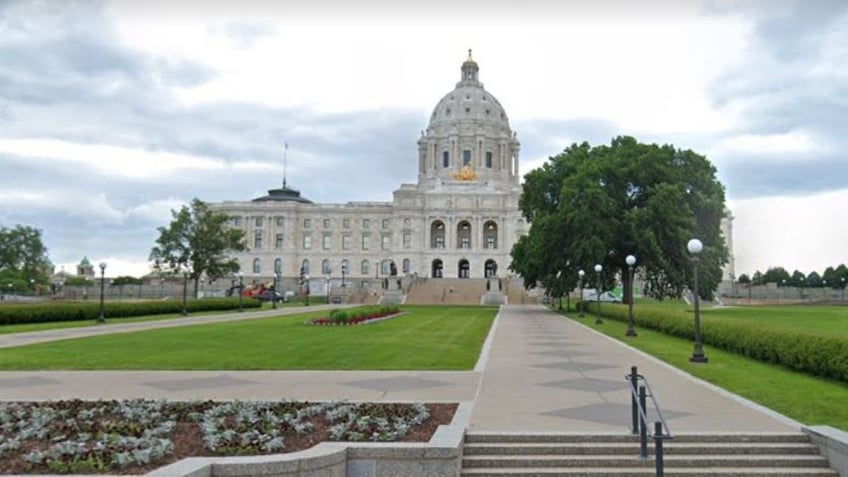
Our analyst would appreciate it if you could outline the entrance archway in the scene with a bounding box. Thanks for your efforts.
[458,259,470,279]
[484,259,498,278]
[432,259,444,278]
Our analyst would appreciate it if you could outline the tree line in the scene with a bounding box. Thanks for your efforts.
[738,265,848,288]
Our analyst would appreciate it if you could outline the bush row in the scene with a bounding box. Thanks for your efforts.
[313,305,401,325]
[582,302,848,383]
[0,298,261,326]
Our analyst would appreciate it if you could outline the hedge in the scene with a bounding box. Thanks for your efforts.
[0,298,261,326]
[582,302,848,383]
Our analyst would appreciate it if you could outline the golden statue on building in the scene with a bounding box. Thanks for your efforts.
[452,163,477,181]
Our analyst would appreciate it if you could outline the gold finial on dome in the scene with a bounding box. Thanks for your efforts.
[466,49,473,62]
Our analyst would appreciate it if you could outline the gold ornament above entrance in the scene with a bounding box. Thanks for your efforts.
[452,164,477,181]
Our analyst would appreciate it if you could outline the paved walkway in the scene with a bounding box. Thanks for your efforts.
[0,304,797,433]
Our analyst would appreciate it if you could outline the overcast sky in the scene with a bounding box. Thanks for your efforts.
[1,0,846,278]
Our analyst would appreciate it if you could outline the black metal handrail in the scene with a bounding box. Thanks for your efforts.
[626,366,674,477]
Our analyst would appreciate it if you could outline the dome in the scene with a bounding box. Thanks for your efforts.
[427,50,511,135]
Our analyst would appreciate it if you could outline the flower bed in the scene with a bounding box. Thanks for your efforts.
[0,399,456,475]
[309,305,401,326]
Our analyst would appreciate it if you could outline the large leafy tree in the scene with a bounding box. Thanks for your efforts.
[512,136,728,302]
[149,198,246,297]
[0,225,52,290]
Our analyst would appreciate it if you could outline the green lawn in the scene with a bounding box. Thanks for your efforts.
[0,301,279,335]
[0,306,497,370]
[629,300,848,337]
[571,314,848,431]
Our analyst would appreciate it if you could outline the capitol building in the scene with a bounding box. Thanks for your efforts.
[212,51,527,293]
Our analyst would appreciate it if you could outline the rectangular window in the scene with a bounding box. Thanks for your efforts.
[442,151,449,167]
[361,234,370,250]
[323,218,331,228]
[275,234,284,249]
[254,231,263,250]
[381,235,390,250]
[487,236,496,249]
[435,237,445,249]
[461,237,470,249]
[276,216,284,227]
[382,218,390,229]
[255,217,263,227]
[303,218,312,228]
[463,150,471,165]
[233,216,242,227]
[362,218,370,229]
[485,151,493,168]
[342,234,351,250]
[403,232,411,249]
[322,234,331,250]
[343,218,350,228]
[303,235,312,249]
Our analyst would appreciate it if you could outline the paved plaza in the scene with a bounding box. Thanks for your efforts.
[0,305,798,434]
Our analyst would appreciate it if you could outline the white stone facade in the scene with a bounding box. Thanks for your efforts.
[211,52,526,291]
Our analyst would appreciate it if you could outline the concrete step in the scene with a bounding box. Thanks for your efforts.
[462,442,819,456]
[460,467,839,476]
[462,455,831,469]
[464,432,812,444]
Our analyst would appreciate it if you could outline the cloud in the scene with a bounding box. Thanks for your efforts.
[207,20,277,48]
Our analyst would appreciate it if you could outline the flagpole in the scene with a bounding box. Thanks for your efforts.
[283,142,288,189]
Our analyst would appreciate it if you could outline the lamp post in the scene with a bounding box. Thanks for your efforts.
[594,264,603,324]
[556,270,563,311]
[782,279,786,300]
[625,255,637,337]
[97,262,107,323]
[823,280,827,301]
[272,270,280,310]
[181,270,189,316]
[341,262,348,288]
[304,275,310,306]
[29,278,35,295]
[687,238,707,363]
[578,270,585,317]
[237,272,244,312]
[326,267,332,305]
[842,277,846,304]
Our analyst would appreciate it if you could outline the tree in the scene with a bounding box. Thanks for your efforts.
[149,198,246,297]
[762,266,791,285]
[789,270,806,288]
[513,136,728,302]
[0,225,51,289]
[737,274,751,285]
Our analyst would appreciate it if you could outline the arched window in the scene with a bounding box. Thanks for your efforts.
[321,259,331,275]
[274,258,282,274]
[431,220,446,249]
[483,220,498,249]
[361,259,370,275]
[301,259,310,276]
[382,259,392,275]
[457,220,472,249]
[252,258,261,274]
[402,258,410,274]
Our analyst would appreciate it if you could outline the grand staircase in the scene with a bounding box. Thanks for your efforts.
[461,432,838,476]
[404,278,488,305]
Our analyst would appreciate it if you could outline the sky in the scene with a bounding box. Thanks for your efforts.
[1,0,846,279]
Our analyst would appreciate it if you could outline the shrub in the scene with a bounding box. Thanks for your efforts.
[311,305,400,326]
[0,298,260,326]
[582,303,848,382]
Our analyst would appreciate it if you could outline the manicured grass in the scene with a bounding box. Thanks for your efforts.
[630,300,848,337]
[0,306,497,370]
[0,302,279,335]
[570,314,848,431]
